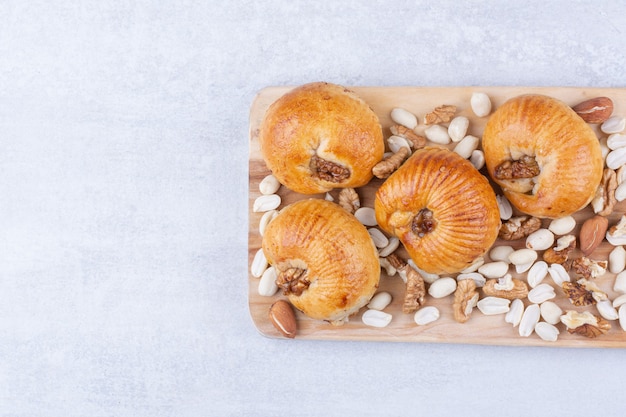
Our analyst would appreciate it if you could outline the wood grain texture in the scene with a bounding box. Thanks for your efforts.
[249,86,626,347]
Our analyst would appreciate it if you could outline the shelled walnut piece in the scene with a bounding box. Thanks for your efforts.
[591,168,617,216]
[560,310,611,338]
[499,216,541,240]
[543,235,576,264]
[338,187,360,214]
[571,257,608,280]
[372,147,410,179]
[453,279,479,323]
[482,275,528,300]
[385,253,426,314]
[423,104,457,125]
[389,124,426,149]
[562,281,596,306]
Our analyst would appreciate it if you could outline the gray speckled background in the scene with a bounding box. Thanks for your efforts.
[1,1,626,416]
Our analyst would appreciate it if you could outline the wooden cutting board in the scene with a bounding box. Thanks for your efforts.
[248,85,626,347]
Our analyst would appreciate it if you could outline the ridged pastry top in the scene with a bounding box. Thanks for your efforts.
[375,147,501,274]
[262,199,380,324]
[258,82,384,194]
[482,94,603,218]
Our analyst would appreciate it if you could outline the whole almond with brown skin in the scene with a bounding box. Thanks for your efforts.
[572,97,614,124]
[269,299,297,338]
[579,215,609,256]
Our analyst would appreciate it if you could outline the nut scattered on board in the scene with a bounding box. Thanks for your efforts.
[572,96,614,124]
[254,88,626,344]
[591,168,617,216]
[453,278,478,323]
[372,147,410,179]
[389,124,426,149]
[482,276,529,300]
[423,104,457,125]
[579,215,609,256]
[269,300,297,339]
[338,187,360,214]
[499,216,542,240]
[560,310,611,338]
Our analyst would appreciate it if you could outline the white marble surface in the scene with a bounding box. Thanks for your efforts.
[2,1,626,416]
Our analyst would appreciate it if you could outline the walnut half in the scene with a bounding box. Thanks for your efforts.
[453,279,478,323]
[499,216,542,240]
[560,310,611,338]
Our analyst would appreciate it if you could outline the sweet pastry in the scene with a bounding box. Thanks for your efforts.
[262,198,380,324]
[258,82,384,194]
[375,147,500,274]
[482,94,603,218]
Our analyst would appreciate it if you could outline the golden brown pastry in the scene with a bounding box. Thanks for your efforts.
[258,82,384,194]
[262,199,380,324]
[482,94,603,218]
[375,147,500,274]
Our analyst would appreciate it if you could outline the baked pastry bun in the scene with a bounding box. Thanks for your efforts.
[482,94,603,218]
[375,147,500,275]
[258,82,384,194]
[262,199,380,324]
